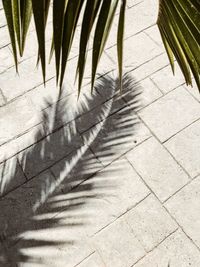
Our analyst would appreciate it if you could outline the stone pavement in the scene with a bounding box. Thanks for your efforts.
[0,0,200,266]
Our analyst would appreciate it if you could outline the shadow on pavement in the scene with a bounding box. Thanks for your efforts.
[0,73,143,266]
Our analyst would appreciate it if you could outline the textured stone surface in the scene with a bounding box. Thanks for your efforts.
[0,1,200,266]
[165,176,200,249]
[165,120,200,178]
[126,137,189,202]
[139,87,200,142]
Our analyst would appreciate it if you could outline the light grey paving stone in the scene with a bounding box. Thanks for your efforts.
[54,156,149,237]
[123,77,162,110]
[144,25,164,47]
[131,52,169,82]
[125,195,177,252]
[0,9,7,28]
[125,137,189,202]
[139,86,200,142]
[42,83,108,133]
[82,104,151,166]
[0,96,41,146]
[92,217,145,267]
[165,120,200,178]
[0,91,5,106]
[0,170,55,240]
[0,169,94,267]
[19,121,83,179]
[25,77,75,111]
[0,157,26,196]
[76,94,126,134]
[107,32,163,71]
[0,26,10,48]
[165,176,200,249]
[61,51,116,91]
[0,46,14,73]
[17,237,93,267]
[0,123,46,163]
[151,63,186,94]
[134,229,200,267]
[0,56,55,102]
[184,81,200,102]
[121,0,158,40]
[77,252,106,267]
[51,147,103,193]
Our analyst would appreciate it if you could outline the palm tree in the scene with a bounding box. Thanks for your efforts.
[2,0,200,93]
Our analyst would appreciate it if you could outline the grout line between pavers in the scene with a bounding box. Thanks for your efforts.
[124,124,200,255]
[92,192,151,237]
[131,227,179,266]
[163,174,200,204]
[162,117,200,144]
[73,251,96,267]
[125,154,200,254]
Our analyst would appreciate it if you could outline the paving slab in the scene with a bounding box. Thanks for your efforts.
[165,176,200,249]
[139,86,200,142]
[134,229,200,267]
[0,96,41,146]
[76,252,106,267]
[151,63,186,94]
[0,157,26,197]
[125,137,189,202]
[165,120,200,178]
[92,217,145,267]
[125,195,177,252]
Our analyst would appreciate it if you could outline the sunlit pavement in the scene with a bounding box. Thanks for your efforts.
[0,1,200,266]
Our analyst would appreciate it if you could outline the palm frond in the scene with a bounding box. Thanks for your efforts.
[157,0,200,91]
[2,0,200,93]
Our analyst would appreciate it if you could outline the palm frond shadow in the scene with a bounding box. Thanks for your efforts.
[0,73,143,266]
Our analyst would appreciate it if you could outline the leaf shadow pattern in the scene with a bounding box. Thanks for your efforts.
[0,73,143,267]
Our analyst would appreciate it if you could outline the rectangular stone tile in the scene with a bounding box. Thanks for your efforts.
[121,0,158,39]
[151,63,186,94]
[130,52,169,82]
[0,10,7,28]
[82,104,151,167]
[107,32,163,71]
[144,25,164,47]
[184,81,200,102]
[125,138,189,202]
[92,217,145,267]
[139,86,200,142]
[0,56,55,102]
[123,77,162,110]
[125,195,177,252]
[56,156,149,237]
[0,123,46,163]
[51,147,103,193]
[0,91,5,106]
[0,170,55,239]
[42,84,108,133]
[77,252,106,267]
[165,176,200,249]
[0,26,10,48]
[19,122,83,179]
[25,77,74,112]
[134,229,200,267]
[0,157,26,196]
[0,96,41,146]
[165,120,200,178]
[0,169,94,267]
[76,94,126,134]
[0,46,14,73]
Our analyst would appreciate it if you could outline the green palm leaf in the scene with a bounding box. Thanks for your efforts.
[2,0,200,93]
[157,0,200,90]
